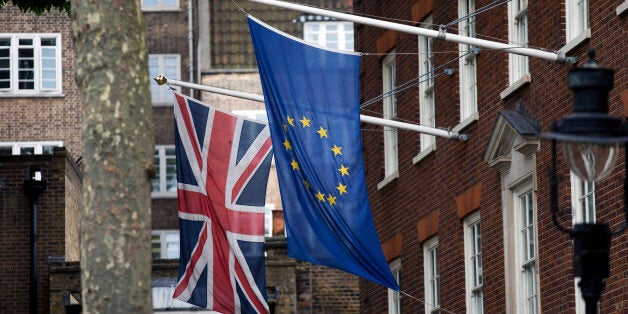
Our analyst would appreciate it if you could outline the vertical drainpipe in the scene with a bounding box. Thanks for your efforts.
[24,168,46,314]
[188,0,195,97]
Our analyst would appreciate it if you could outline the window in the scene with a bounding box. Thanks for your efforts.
[507,0,529,84]
[232,109,268,123]
[423,237,440,313]
[458,0,478,125]
[152,145,177,197]
[570,172,595,313]
[264,204,275,237]
[566,0,589,42]
[303,21,354,51]
[149,54,180,105]
[151,230,180,259]
[464,212,483,314]
[418,16,436,156]
[141,0,179,11]
[0,34,62,95]
[382,53,398,178]
[388,259,401,314]
[571,172,595,224]
[0,141,63,156]
[517,189,539,314]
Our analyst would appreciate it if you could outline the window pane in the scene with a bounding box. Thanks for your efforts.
[0,147,12,156]
[19,38,33,45]
[152,154,161,192]
[41,48,56,58]
[18,48,34,59]
[166,158,177,191]
[20,147,35,155]
[0,38,10,46]
[41,38,56,46]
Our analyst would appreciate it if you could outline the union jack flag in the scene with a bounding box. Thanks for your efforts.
[172,93,272,313]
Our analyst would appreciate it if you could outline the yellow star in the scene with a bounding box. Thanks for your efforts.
[338,164,349,176]
[299,116,311,128]
[283,139,292,150]
[327,194,337,206]
[302,180,310,189]
[331,144,342,156]
[290,159,299,170]
[283,123,288,131]
[336,183,347,195]
[287,115,295,126]
[316,191,326,201]
[317,126,328,138]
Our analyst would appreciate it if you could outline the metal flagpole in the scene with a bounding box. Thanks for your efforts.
[154,75,469,141]
[245,0,577,64]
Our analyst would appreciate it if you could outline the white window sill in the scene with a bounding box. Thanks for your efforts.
[412,143,435,164]
[617,0,628,15]
[559,29,591,55]
[0,92,65,98]
[151,192,177,199]
[141,7,180,12]
[453,111,478,133]
[377,170,399,190]
[500,74,531,100]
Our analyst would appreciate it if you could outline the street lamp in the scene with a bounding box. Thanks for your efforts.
[540,49,628,314]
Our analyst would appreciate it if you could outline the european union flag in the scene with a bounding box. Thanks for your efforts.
[249,16,400,291]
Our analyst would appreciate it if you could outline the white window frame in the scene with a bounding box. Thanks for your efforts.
[0,141,63,155]
[570,172,595,313]
[464,211,483,314]
[382,53,398,179]
[149,54,181,105]
[507,0,529,84]
[388,258,402,314]
[423,237,440,313]
[417,16,436,161]
[231,109,268,123]
[264,204,275,237]
[141,0,179,11]
[515,187,540,314]
[303,21,354,51]
[0,33,62,96]
[457,0,478,129]
[565,0,589,42]
[151,230,180,259]
[152,145,177,198]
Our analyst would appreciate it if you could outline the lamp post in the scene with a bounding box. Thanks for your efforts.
[24,168,46,314]
[540,49,628,314]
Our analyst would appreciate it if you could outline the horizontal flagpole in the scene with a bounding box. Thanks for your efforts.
[154,75,468,141]
[246,0,575,64]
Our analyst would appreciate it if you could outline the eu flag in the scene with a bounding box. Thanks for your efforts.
[249,16,400,291]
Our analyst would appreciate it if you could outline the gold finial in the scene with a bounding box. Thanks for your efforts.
[153,75,167,85]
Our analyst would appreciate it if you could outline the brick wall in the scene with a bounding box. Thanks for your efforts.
[0,4,83,159]
[0,148,81,313]
[48,237,359,313]
[355,0,627,313]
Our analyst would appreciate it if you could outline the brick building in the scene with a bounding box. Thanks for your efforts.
[354,0,627,313]
[1,1,361,312]
[0,148,82,312]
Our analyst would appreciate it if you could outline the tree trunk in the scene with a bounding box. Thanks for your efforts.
[71,0,154,312]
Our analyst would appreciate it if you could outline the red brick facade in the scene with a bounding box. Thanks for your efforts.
[0,5,82,159]
[0,148,82,313]
[356,0,627,313]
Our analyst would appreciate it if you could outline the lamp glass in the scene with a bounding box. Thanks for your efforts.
[563,142,618,182]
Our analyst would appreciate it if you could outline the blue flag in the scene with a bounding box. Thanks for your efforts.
[248,16,400,291]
